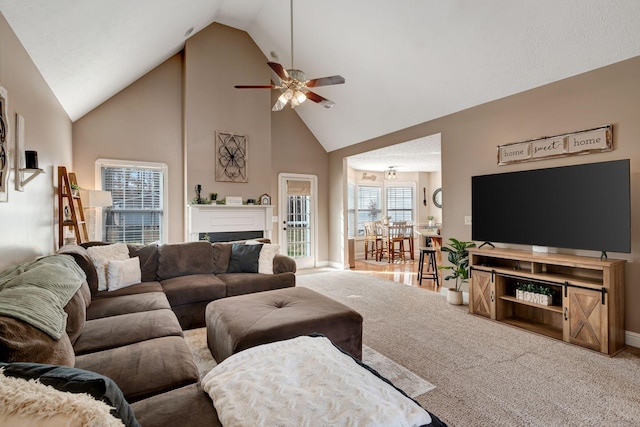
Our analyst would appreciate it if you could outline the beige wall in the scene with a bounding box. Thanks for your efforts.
[329,55,640,334]
[72,22,329,258]
[72,54,184,242]
[271,102,329,258]
[184,24,271,210]
[0,12,73,269]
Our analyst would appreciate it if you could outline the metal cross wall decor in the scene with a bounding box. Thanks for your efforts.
[215,131,248,183]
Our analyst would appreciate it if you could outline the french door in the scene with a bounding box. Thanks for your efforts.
[278,173,317,269]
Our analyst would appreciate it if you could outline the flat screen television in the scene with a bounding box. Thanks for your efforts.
[471,159,631,254]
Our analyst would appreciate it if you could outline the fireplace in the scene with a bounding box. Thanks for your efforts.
[187,205,273,242]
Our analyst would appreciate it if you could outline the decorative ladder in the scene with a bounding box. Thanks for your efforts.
[57,166,88,248]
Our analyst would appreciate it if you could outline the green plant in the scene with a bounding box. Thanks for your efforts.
[439,238,476,292]
[70,183,79,190]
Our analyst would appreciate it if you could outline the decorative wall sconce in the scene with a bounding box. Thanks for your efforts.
[15,114,44,191]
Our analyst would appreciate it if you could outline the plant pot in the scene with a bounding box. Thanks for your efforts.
[447,289,463,305]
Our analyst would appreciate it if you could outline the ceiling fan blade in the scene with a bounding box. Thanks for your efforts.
[267,62,289,80]
[306,75,345,87]
[234,85,278,89]
[306,91,336,109]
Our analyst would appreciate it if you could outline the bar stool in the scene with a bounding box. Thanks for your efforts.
[418,246,439,286]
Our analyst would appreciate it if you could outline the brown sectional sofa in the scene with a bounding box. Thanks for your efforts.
[0,240,297,426]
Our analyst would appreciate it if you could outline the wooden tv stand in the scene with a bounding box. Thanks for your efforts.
[468,247,625,355]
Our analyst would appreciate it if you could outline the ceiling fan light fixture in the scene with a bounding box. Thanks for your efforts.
[294,90,307,104]
[386,167,397,180]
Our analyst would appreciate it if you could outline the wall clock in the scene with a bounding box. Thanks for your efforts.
[433,188,442,208]
[215,131,248,183]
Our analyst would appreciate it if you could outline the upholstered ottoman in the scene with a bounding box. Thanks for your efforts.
[206,287,363,362]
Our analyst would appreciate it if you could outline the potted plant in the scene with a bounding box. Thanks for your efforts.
[427,215,435,227]
[439,238,476,305]
[70,183,80,197]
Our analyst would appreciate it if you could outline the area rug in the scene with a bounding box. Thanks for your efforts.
[183,327,435,399]
[295,270,640,427]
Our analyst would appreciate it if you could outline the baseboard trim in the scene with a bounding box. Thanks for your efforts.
[626,330,640,349]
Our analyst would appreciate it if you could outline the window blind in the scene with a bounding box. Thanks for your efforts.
[101,165,164,244]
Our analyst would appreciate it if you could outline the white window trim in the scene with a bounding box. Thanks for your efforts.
[95,158,169,243]
[354,180,416,241]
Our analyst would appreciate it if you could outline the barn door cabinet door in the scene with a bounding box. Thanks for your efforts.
[563,286,608,353]
[469,269,494,319]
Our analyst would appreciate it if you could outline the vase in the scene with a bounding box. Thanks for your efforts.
[447,289,463,305]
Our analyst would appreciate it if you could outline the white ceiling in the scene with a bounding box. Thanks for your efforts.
[347,134,441,173]
[2,0,640,162]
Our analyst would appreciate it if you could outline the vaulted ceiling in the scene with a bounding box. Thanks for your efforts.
[1,1,640,155]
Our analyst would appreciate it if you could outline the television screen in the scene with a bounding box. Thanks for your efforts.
[471,159,631,253]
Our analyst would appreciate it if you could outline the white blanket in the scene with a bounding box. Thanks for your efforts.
[202,336,433,427]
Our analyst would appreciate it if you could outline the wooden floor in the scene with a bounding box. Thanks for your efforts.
[351,253,442,293]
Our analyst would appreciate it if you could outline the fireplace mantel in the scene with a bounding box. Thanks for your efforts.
[187,204,273,242]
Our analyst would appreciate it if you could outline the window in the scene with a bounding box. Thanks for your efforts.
[347,181,355,238]
[97,159,167,244]
[386,186,414,223]
[357,185,381,236]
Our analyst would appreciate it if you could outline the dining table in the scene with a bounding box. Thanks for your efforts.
[374,223,415,261]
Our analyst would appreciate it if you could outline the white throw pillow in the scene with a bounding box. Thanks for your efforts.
[245,241,280,274]
[86,243,130,291]
[107,257,141,291]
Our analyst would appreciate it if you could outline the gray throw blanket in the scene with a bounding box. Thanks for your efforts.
[0,254,86,339]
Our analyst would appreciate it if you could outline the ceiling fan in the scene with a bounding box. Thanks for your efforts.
[234,0,345,111]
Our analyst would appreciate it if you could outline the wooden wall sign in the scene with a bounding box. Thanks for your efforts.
[498,125,612,165]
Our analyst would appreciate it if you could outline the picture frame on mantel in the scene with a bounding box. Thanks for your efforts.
[0,86,10,202]
[260,193,271,206]
[215,130,248,183]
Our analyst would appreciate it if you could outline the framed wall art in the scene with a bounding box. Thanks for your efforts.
[0,86,10,202]
[215,131,248,183]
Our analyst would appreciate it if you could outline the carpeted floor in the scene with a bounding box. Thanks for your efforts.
[183,328,435,398]
[296,270,640,427]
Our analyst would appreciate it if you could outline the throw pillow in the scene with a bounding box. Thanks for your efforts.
[127,243,159,282]
[107,257,141,291]
[227,243,262,273]
[86,243,129,291]
[245,241,280,274]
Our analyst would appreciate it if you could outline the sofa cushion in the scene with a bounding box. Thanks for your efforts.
[63,286,87,345]
[212,243,232,274]
[227,243,262,273]
[0,362,140,427]
[218,272,296,297]
[107,257,141,291]
[94,281,163,298]
[74,336,199,403]
[74,309,183,355]
[87,243,130,291]
[157,242,214,280]
[87,292,170,320]
[0,316,74,366]
[131,383,220,427]
[161,274,226,307]
[127,243,159,282]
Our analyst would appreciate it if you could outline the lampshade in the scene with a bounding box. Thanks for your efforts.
[79,189,113,207]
